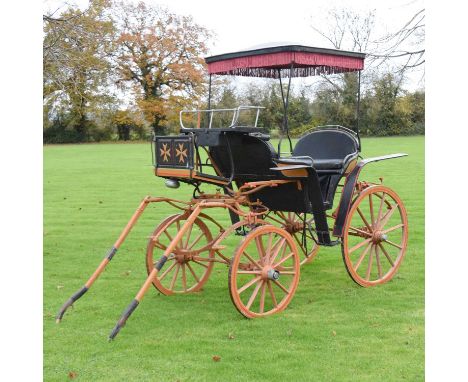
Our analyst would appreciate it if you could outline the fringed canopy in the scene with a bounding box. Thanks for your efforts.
[205,45,365,78]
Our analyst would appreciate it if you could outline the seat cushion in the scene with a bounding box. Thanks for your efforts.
[313,158,343,170]
[277,156,313,167]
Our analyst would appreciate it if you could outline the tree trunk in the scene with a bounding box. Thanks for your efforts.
[73,95,88,142]
[152,115,164,136]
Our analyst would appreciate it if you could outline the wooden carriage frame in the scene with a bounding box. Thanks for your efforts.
[57,45,409,340]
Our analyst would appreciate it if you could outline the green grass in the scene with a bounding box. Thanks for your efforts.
[44,136,424,381]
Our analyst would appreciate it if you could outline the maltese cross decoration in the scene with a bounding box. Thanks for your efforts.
[176,143,188,164]
[159,143,171,162]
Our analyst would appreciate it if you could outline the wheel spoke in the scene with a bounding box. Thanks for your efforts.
[377,192,386,224]
[348,237,372,254]
[293,233,307,256]
[237,270,262,275]
[164,230,178,248]
[269,238,287,265]
[378,204,398,229]
[354,242,372,271]
[152,239,166,250]
[357,207,372,231]
[369,194,375,228]
[348,226,372,237]
[184,223,194,248]
[268,215,285,225]
[259,281,266,313]
[181,264,187,291]
[382,223,405,234]
[186,262,200,283]
[365,246,373,280]
[192,259,208,268]
[378,243,395,267]
[277,211,287,221]
[255,236,266,264]
[272,279,289,294]
[384,239,403,250]
[273,252,294,268]
[375,245,383,279]
[238,276,261,294]
[188,233,204,249]
[265,233,274,263]
[270,236,285,258]
[246,280,263,309]
[158,261,176,281]
[170,264,180,289]
[267,280,278,307]
[243,251,262,270]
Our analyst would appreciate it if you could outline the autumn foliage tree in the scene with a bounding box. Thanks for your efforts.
[43,0,114,141]
[112,1,211,135]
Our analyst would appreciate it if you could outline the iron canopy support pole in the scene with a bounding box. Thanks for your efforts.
[208,74,212,110]
[207,74,212,129]
[278,63,294,154]
[356,70,362,151]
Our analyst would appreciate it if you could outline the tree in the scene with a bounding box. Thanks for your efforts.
[113,1,211,135]
[368,73,402,136]
[43,0,114,141]
[374,9,425,74]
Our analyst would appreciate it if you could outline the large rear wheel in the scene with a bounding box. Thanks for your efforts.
[342,185,408,287]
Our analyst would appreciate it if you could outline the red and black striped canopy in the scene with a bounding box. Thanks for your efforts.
[205,45,365,78]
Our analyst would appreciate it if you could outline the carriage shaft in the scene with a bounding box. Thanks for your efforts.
[56,197,152,323]
[109,205,203,340]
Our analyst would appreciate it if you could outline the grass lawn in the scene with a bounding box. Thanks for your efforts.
[44,136,424,381]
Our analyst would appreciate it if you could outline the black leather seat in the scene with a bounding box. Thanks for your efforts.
[291,127,359,173]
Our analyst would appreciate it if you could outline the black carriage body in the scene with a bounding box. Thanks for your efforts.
[153,124,364,245]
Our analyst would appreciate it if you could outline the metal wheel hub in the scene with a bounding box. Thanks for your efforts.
[174,250,194,263]
[372,230,388,244]
[266,268,280,281]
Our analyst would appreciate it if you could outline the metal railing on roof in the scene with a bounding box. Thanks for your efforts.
[180,105,264,129]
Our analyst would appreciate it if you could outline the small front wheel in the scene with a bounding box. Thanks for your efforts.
[229,225,300,318]
[342,185,408,287]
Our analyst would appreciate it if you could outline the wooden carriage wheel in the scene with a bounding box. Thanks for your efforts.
[342,185,408,287]
[229,225,300,318]
[267,211,319,265]
[146,214,215,295]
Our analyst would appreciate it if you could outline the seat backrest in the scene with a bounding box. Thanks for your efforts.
[209,133,278,181]
[293,128,359,160]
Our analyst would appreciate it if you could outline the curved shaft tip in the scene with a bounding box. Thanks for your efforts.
[55,286,88,322]
[108,299,139,340]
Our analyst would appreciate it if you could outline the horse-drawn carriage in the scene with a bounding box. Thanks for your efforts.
[57,44,408,339]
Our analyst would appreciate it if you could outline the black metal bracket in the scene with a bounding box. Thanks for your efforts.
[332,153,408,237]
